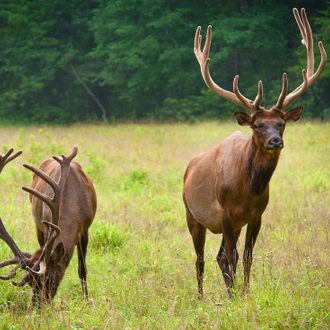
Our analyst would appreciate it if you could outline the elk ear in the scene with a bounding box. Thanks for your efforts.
[283,106,304,123]
[49,242,65,264]
[233,111,252,126]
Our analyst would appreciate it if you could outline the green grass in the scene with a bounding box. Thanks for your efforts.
[0,121,329,329]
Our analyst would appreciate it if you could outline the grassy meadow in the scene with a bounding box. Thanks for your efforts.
[0,121,329,329]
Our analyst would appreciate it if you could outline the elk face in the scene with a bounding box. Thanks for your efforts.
[234,106,303,153]
[28,243,65,303]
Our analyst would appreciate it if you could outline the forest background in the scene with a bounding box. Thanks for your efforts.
[1,0,330,124]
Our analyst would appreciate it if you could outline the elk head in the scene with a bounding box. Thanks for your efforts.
[194,8,327,150]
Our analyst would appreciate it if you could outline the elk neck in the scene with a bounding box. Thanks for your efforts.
[245,135,281,195]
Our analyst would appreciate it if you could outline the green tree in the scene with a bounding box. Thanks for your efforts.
[0,0,329,123]
[0,0,98,124]
[90,0,201,120]
[90,0,329,121]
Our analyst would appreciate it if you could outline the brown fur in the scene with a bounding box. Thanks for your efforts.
[183,108,303,297]
[187,8,325,298]
[28,158,97,303]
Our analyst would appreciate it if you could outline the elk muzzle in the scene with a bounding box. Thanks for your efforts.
[268,136,284,150]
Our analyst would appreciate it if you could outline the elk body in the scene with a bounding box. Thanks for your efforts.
[183,8,326,297]
[0,146,97,303]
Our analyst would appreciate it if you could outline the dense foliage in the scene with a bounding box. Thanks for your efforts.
[0,0,329,124]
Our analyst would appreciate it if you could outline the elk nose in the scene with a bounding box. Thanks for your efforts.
[269,137,283,149]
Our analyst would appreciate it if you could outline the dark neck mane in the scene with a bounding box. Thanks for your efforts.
[247,140,280,195]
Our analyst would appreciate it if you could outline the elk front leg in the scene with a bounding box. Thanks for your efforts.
[217,215,239,298]
[243,218,261,294]
[186,208,206,297]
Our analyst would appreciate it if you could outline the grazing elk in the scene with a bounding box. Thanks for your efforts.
[183,8,327,297]
[0,146,97,303]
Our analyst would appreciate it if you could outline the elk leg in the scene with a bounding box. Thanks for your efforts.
[243,218,261,294]
[77,232,89,299]
[217,215,239,298]
[186,208,206,297]
[217,238,231,288]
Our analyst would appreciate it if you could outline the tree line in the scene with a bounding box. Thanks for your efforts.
[1,0,330,124]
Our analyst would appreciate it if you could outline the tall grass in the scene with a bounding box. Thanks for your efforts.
[0,121,329,329]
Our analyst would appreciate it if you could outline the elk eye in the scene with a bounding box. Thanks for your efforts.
[253,124,258,129]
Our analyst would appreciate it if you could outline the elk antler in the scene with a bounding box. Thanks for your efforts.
[195,8,327,113]
[276,8,327,109]
[194,25,263,113]
[21,146,78,276]
[0,149,22,173]
[0,217,33,280]
[0,149,34,280]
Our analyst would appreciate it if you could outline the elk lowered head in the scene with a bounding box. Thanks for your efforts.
[194,8,326,153]
[0,147,81,303]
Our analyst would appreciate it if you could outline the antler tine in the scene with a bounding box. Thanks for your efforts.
[194,25,261,113]
[12,272,33,287]
[0,264,21,280]
[277,8,327,110]
[233,76,253,110]
[22,165,57,207]
[22,146,78,226]
[293,8,327,85]
[0,149,32,281]
[194,26,210,83]
[0,217,32,280]
[276,73,288,109]
[52,146,78,192]
[0,217,29,263]
[296,8,313,77]
[21,147,78,274]
[233,76,263,112]
[254,81,264,110]
[0,149,22,174]
[26,221,61,275]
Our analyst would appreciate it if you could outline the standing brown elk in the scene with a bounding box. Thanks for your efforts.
[183,8,327,297]
[0,146,97,303]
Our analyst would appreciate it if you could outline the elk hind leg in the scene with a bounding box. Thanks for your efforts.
[77,231,89,298]
[186,208,206,297]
